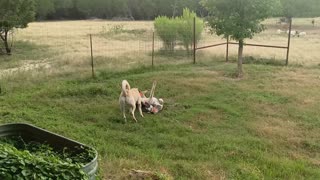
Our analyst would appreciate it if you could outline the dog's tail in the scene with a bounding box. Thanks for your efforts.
[122,80,131,96]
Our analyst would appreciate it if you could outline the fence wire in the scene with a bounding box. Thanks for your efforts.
[1,19,319,78]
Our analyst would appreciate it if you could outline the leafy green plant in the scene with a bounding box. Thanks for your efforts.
[202,0,280,77]
[154,16,179,51]
[177,8,204,53]
[0,0,35,55]
[0,136,96,179]
[108,24,125,34]
[154,8,204,52]
[100,25,147,41]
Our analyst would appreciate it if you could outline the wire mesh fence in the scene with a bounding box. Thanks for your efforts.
[1,21,197,78]
[1,18,320,78]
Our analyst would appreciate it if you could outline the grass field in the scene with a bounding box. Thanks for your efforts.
[1,17,320,75]
[0,18,320,179]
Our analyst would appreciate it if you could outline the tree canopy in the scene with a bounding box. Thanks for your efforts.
[280,0,320,18]
[202,0,280,77]
[27,0,320,21]
[0,0,36,55]
[203,0,280,41]
[33,0,207,20]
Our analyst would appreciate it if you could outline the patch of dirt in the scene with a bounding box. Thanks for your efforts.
[0,60,51,78]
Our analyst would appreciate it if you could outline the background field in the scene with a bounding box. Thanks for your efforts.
[1,17,320,76]
[0,18,320,179]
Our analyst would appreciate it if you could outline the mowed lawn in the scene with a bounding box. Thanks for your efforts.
[1,17,320,179]
[1,57,320,179]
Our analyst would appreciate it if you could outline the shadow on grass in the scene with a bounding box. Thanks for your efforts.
[244,56,286,66]
[153,49,192,59]
[0,40,53,62]
[227,56,303,67]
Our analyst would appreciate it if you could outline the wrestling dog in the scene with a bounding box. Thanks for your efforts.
[140,81,164,113]
[119,80,144,123]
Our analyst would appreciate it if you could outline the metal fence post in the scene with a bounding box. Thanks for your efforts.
[193,17,196,64]
[226,36,229,62]
[152,31,155,68]
[90,34,95,78]
[286,17,292,66]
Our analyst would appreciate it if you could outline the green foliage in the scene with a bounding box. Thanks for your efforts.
[0,137,95,179]
[154,16,179,51]
[177,8,204,52]
[33,0,207,20]
[0,0,36,54]
[155,8,204,52]
[35,0,55,20]
[202,0,280,76]
[0,0,35,29]
[202,0,280,41]
[107,24,125,34]
[280,0,320,18]
[99,25,148,41]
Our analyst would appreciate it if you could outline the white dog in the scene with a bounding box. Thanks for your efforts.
[140,81,164,114]
[119,80,144,123]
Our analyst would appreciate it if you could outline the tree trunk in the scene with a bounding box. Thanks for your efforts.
[0,30,11,55]
[237,39,244,77]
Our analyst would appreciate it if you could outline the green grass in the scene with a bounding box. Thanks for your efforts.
[0,41,54,70]
[0,56,320,179]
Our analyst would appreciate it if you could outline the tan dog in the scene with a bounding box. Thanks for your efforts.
[119,80,144,123]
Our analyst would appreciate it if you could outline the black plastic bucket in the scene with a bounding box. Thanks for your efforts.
[0,123,98,179]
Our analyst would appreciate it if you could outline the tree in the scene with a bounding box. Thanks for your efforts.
[0,0,36,55]
[202,0,279,77]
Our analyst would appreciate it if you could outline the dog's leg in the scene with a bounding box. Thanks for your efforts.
[138,100,144,118]
[120,102,127,123]
[149,81,157,101]
[130,105,138,123]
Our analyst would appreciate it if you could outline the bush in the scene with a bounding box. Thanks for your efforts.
[154,8,204,53]
[154,16,179,51]
[177,8,204,53]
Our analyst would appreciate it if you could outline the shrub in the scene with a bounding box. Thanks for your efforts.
[154,16,179,51]
[177,8,204,53]
[154,9,204,53]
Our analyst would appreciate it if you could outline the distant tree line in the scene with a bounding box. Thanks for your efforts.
[279,0,320,18]
[34,0,208,20]
[34,0,320,21]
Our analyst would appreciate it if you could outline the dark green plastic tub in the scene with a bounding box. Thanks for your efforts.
[0,123,98,180]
